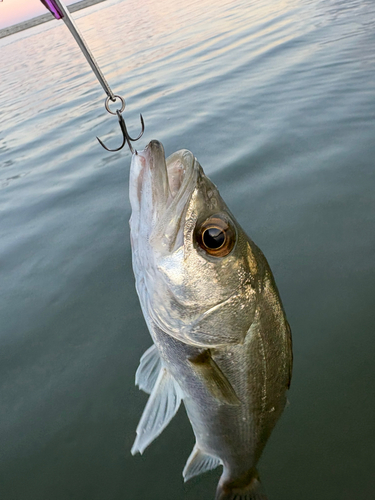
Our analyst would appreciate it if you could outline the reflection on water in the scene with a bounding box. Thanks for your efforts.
[0,0,374,499]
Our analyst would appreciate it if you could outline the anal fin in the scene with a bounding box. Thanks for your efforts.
[131,368,182,455]
[189,350,240,406]
[183,444,221,481]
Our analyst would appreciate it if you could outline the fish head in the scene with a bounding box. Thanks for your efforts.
[130,140,259,347]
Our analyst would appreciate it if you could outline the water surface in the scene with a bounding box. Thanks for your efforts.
[0,0,374,498]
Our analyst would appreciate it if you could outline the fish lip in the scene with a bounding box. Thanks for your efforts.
[136,139,165,166]
[130,139,170,207]
[135,140,197,209]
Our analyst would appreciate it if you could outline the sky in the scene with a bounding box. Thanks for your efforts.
[0,0,80,29]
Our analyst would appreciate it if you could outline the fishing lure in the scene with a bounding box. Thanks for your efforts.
[40,0,144,152]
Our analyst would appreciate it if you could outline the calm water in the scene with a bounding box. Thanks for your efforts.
[1,0,374,498]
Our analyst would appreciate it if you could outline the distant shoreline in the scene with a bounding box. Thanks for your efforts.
[0,0,107,39]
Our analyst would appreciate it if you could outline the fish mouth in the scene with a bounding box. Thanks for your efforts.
[137,140,196,204]
[131,139,198,214]
[129,140,199,252]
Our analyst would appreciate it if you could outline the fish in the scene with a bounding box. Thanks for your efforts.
[129,140,293,500]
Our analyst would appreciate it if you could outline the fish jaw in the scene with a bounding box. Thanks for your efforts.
[129,140,204,340]
[129,140,200,255]
[129,140,170,245]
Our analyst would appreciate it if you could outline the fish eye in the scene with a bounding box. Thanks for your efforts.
[195,215,236,257]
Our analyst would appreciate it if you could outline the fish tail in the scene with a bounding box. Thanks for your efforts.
[215,467,268,500]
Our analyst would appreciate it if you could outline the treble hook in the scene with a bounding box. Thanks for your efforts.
[97,96,145,154]
[97,110,145,154]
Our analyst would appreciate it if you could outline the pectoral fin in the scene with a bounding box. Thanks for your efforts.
[131,368,182,455]
[189,351,240,406]
[183,444,221,481]
[135,344,162,394]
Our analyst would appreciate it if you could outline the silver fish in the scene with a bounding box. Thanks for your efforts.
[129,140,292,500]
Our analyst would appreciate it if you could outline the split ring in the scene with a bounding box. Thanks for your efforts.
[105,95,126,115]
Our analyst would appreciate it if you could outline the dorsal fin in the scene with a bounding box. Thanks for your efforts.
[189,350,240,406]
[135,344,162,394]
[131,368,182,455]
[183,444,221,481]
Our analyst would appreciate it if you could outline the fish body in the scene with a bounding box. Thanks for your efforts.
[129,141,292,500]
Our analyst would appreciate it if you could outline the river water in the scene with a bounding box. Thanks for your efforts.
[0,0,374,498]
